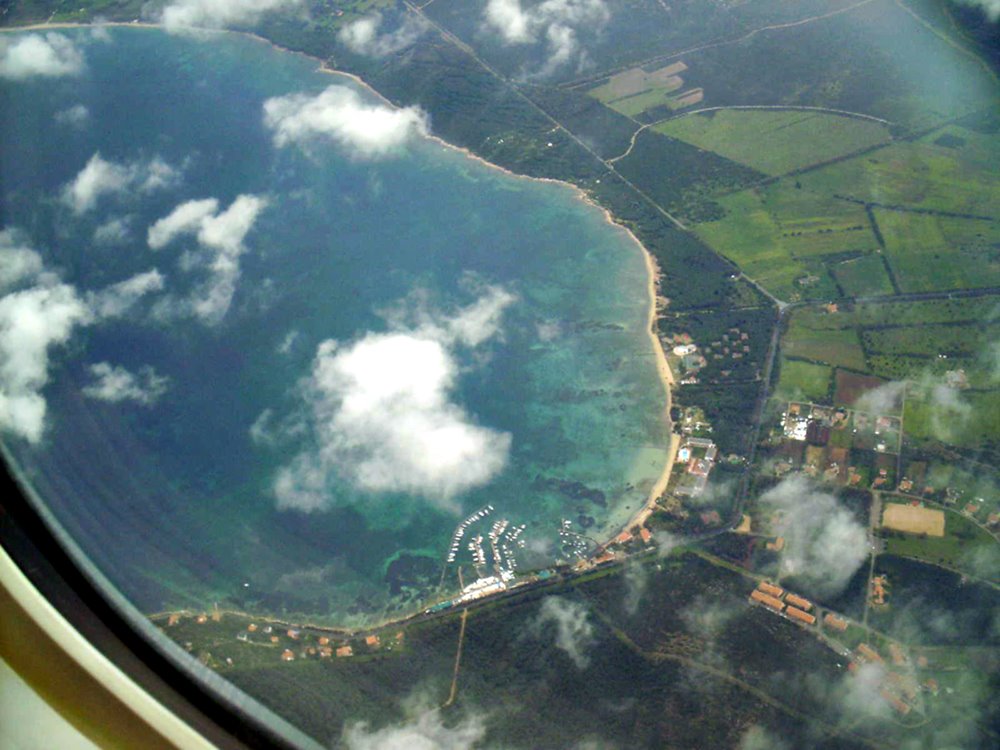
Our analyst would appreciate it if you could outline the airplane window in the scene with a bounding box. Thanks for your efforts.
[1,1,998,748]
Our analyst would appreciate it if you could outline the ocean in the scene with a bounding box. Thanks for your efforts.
[0,26,669,625]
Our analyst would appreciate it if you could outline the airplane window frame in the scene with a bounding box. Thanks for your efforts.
[0,451,318,750]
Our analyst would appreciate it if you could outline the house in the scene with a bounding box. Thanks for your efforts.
[824,613,848,631]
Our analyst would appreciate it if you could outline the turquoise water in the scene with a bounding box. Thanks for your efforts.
[0,28,668,625]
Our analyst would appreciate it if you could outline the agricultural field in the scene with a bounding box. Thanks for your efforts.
[798,128,1000,220]
[862,322,1000,359]
[874,210,1000,293]
[832,297,999,328]
[654,110,892,176]
[882,508,998,580]
[781,297,1000,386]
[904,387,1000,452]
[830,254,896,297]
[694,120,1000,300]
[776,359,832,403]
[613,130,765,223]
[693,181,880,300]
[781,317,867,371]
[588,62,698,118]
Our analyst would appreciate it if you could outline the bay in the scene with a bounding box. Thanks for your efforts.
[0,26,669,626]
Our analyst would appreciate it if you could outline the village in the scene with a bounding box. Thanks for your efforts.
[746,579,938,720]
[772,400,902,489]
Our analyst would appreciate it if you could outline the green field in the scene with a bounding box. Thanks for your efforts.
[692,121,1000,301]
[694,191,809,297]
[830,254,895,297]
[852,297,1000,327]
[875,210,1000,293]
[607,89,679,117]
[884,510,998,580]
[776,359,832,402]
[588,62,693,118]
[655,110,892,176]
[799,129,1000,218]
[904,387,1000,450]
[693,183,878,300]
[782,318,867,371]
[863,322,1000,358]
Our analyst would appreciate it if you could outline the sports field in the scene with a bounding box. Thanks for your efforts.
[882,503,945,537]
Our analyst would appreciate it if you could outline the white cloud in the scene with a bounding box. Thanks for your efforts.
[62,154,132,215]
[532,596,595,669]
[89,25,114,44]
[482,0,610,76]
[758,475,869,598]
[0,33,85,80]
[738,726,790,750]
[853,380,904,415]
[957,1,1000,21]
[0,230,45,292]
[249,407,276,446]
[82,362,169,405]
[93,216,132,245]
[271,287,514,511]
[681,596,741,641]
[147,198,219,249]
[61,153,182,215]
[834,661,891,720]
[381,284,516,347]
[343,703,486,750]
[484,0,534,43]
[158,0,304,33]
[912,374,973,444]
[54,104,90,127]
[277,329,299,355]
[140,157,183,193]
[622,561,648,615]
[147,195,269,323]
[0,231,171,441]
[86,269,165,319]
[263,85,429,158]
[338,12,428,57]
[0,283,91,442]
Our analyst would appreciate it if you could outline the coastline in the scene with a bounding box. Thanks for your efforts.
[3,19,679,618]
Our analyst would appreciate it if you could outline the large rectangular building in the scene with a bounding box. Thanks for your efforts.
[785,593,812,611]
[750,589,784,611]
[786,606,816,625]
[757,581,784,598]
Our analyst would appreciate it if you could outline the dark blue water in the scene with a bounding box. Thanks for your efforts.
[0,27,669,624]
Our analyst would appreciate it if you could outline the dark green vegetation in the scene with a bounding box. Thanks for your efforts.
[160,552,999,749]
[870,555,1000,646]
